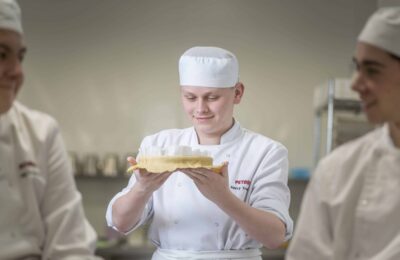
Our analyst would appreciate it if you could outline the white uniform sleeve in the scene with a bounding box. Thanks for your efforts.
[286,160,334,260]
[41,121,101,260]
[105,174,154,234]
[249,145,293,240]
[105,136,154,234]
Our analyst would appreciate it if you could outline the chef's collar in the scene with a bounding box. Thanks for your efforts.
[192,119,242,146]
[220,119,242,144]
[380,123,400,154]
[0,105,12,136]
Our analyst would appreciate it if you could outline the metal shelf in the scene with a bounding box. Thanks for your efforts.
[313,79,371,167]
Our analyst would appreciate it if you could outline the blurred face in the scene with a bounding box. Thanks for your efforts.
[351,42,400,124]
[180,83,244,140]
[0,29,25,114]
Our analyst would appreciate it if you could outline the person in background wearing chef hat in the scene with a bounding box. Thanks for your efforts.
[286,1,400,260]
[106,46,293,259]
[0,0,101,259]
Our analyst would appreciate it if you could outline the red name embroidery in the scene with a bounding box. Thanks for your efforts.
[235,180,251,185]
[19,161,36,170]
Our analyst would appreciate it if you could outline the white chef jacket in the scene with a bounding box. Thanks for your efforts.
[107,121,293,254]
[0,102,100,260]
[286,124,400,260]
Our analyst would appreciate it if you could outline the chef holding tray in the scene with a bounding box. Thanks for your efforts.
[106,46,293,260]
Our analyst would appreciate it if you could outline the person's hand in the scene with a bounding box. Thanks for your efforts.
[127,156,173,194]
[180,162,231,204]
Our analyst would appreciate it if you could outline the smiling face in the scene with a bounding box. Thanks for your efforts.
[0,29,25,114]
[180,83,244,144]
[351,42,400,125]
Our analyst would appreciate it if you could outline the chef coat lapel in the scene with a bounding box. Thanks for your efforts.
[378,123,400,155]
[190,119,242,146]
[0,106,32,237]
[8,106,40,178]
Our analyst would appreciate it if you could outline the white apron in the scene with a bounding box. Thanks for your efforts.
[152,248,262,260]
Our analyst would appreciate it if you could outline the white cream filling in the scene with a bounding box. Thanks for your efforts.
[139,145,210,157]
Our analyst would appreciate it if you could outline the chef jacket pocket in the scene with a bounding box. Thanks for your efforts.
[19,167,46,204]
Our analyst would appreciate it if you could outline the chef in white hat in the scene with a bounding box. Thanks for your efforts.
[0,1,101,259]
[287,2,400,260]
[107,46,293,259]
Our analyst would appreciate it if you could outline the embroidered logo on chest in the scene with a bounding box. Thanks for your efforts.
[19,161,39,178]
[230,179,251,191]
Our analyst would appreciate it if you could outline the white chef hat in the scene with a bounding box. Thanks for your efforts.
[358,2,400,57]
[0,0,22,35]
[179,46,239,88]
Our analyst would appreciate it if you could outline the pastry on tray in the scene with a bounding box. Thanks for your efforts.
[127,146,223,173]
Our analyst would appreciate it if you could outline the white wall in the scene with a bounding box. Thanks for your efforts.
[17,0,376,169]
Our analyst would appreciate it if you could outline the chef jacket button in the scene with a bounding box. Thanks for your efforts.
[177,183,182,187]
[174,220,179,225]
[214,222,219,227]
[226,154,230,158]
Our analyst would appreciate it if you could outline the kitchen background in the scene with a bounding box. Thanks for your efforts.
[16,0,377,259]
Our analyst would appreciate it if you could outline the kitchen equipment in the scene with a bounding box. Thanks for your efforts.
[102,153,120,177]
[82,154,100,177]
[68,151,81,176]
